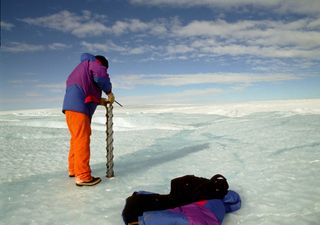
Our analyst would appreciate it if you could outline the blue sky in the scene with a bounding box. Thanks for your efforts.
[1,0,320,110]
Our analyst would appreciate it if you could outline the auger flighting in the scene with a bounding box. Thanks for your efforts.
[100,97,123,178]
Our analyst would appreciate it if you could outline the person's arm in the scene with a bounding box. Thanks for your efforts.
[89,59,112,94]
[80,53,95,62]
[91,63,114,104]
[93,74,112,94]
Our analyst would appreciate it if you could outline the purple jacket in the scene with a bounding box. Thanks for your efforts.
[138,190,241,225]
[62,53,112,118]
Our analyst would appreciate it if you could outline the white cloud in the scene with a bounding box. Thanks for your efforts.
[198,43,319,59]
[48,43,70,50]
[20,10,169,38]
[114,72,301,88]
[36,83,65,91]
[72,21,109,37]
[8,79,39,85]
[18,10,320,60]
[130,0,320,15]
[167,18,320,59]
[81,41,158,56]
[2,42,70,53]
[1,21,15,30]
[131,0,279,7]
[275,0,320,15]
[7,79,64,94]
[119,88,223,104]
[25,92,42,97]
[77,16,320,59]
[0,95,63,106]
[112,19,149,35]
[166,44,194,54]
[174,19,254,37]
[307,17,320,29]
[20,10,110,37]
[115,72,305,104]
[174,19,320,48]
[37,84,65,94]
[170,88,222,97]
[111,18,169,35]
[127,47,148,55]
[78,16,320,60]
[79,15,320,60]
[1,42,45,53]
[81,41,109,52]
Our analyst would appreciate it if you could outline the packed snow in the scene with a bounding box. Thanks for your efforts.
[1,99,320,225]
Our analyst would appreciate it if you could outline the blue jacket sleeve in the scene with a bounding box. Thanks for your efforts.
[81,53,95,62]
[88,58,112,94]
[94,75,112,94]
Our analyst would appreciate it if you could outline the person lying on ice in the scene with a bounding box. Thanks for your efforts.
[122,174,241,225]
[62,53,114,186]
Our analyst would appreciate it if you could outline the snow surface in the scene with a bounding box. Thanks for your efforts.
[1,99,320,225]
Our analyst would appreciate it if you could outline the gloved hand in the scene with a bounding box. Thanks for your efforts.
[99,98,108,106]
[107,92,115,104]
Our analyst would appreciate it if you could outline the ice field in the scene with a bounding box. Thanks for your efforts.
[1,99,320,225]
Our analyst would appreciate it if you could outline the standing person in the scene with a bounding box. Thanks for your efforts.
[62,53,114,186]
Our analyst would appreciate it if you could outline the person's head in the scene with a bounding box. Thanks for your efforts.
[95,55,109,68]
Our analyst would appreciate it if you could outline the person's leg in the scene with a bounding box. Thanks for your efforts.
[65,111,92,181]
[67,140,75,176]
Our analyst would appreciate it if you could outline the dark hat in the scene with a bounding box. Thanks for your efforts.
[95,55,109,68]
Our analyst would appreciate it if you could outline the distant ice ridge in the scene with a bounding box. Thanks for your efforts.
[91,99,320,131]
[123,99,320,117]
[1,99,319,117]
[92,117,192,131]
[0,108,61,117]
[1,99,319,132]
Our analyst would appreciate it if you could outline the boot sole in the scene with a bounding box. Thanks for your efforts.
[76,177,101,186]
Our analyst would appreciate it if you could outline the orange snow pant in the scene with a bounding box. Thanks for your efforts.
[65,111,92,181]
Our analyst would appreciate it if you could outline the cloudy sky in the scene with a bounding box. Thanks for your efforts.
[1,0,320,110]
